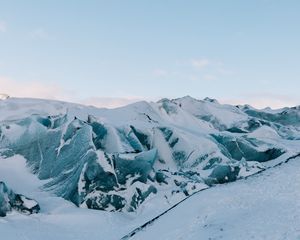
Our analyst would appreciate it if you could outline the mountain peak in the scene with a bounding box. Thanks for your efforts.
[0,94,9,100]
[203,97,219,104]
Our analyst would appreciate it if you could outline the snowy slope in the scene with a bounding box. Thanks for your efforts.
[130,157,300,240]
[1,96,300,239]
[0,155,175,240]
[172,96,249,129]
[1,154,299,239]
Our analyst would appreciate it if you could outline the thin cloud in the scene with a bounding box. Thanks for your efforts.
[191,58,210,69]
[1,76,297,110]
[0,76,71,100]
[0,76,150,109]
[221,94,300,109]
[80,97,146,109]
[0,21,7,33]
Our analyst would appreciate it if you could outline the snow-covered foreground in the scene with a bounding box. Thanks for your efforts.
[131,157,300,240]
[1,155,300,239]
[0,155,171,240]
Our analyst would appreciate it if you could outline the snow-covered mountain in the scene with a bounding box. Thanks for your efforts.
[1,96,300,239]
[0,96,300,215]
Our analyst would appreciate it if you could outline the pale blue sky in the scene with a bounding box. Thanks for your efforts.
[0,0,300,108]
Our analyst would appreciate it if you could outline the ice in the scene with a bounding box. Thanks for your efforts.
[0,182,11,217]
[0,96,300,215]
[0,181,40,217]
[208,165,240,184]
[1,96,300,239]
[212,134,285,162]
[130,157,300,240]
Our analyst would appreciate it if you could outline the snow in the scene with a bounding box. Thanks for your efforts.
[248,125,281,139]
[1,155,300,239]
[131,157,300,240]
[0,155,158,239]
[1,96,300,239]
[152,128,176,170]
[173,96,249,128]
[19,196,38,209]
[0,94,9,100]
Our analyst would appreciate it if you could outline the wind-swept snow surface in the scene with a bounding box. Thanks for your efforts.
[130,157,300,240]
[1,155,299,239]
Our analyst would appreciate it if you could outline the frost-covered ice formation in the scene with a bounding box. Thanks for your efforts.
[0,181,40,217]
[0,96,299,213]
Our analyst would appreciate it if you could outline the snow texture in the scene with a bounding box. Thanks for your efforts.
[0,96,300,239]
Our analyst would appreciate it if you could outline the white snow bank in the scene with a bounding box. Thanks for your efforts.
[131,157,300,240]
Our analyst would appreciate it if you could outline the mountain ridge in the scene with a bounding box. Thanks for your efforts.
[0,96,300,214]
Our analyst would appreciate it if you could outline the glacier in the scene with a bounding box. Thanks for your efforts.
[0,96,300,214]
[0,181,40,217]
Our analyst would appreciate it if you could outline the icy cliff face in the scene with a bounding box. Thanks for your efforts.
[0,97,299,212]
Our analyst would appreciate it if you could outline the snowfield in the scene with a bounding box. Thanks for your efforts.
[0,155,166,240]
[1,155,299,239]
[1,96,300,239]
[130,157,300,240]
